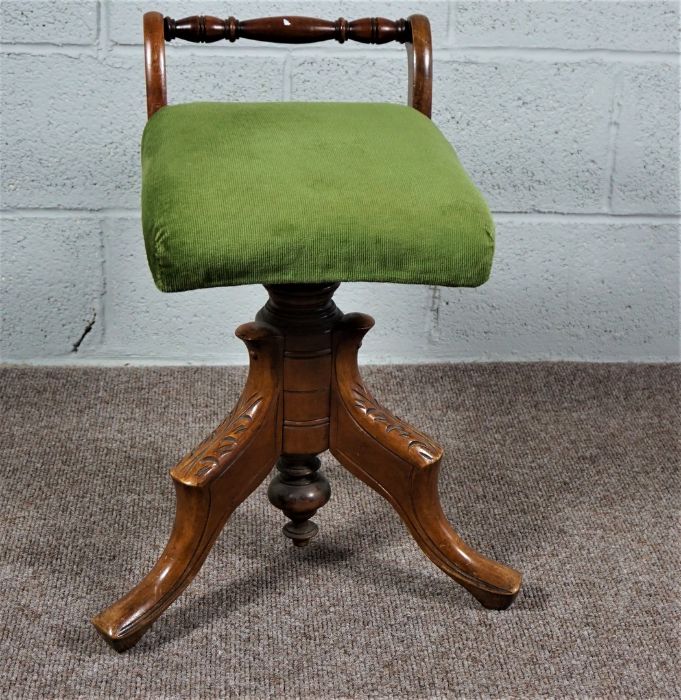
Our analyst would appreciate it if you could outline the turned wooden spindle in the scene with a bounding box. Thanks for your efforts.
[164,15,410,45]
[257,284,339,546]
[268,455,331,546]
[144,12,432,118]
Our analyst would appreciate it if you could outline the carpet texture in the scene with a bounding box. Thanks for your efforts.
[0,364,679,699]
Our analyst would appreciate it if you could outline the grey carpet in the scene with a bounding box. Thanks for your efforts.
[0,364,679,699]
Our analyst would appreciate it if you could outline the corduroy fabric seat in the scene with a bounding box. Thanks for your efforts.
[141,101,495,292]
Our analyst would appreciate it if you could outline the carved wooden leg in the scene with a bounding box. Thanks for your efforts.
[92,322,283,651]
[330,313,522,609]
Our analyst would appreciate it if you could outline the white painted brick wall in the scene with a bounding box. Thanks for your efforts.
[451,0,679,52]
[1,0,679,364]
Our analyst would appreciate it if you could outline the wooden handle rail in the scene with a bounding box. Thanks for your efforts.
[143,12,432,118]
[165,15,410,45]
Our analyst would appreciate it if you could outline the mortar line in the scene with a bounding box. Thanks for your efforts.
[109,43,403,58]
[99,43,680,62]
[98,0,109,56]
[438,46,679,62]
[0,208,141,218]
[605,69,624,212]
[282,52,292,100]
[2,209,678,224]
[4,43,676,63]
[446,0,454,47]
[96,216,108,353]
[427,285,442,343]
[0,44,97,56]
[493,212,680,224]
[94,0,102,51]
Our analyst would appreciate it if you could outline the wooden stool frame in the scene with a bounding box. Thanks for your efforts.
[92,12,521,652]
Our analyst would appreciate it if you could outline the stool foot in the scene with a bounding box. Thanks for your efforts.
[268,455,331,547]
[330,313,522,609]
[91,322,283,651]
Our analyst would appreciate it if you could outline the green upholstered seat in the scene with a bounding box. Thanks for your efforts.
[141,102,495,292]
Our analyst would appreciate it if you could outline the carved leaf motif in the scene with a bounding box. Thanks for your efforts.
[350,384,438,460]
[175,394,264,479]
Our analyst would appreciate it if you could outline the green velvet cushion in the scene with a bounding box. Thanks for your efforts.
[141,102,495,292]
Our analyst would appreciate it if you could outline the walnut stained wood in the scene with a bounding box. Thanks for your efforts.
[92,323,284,651]
[93,286,521,652]
[165,15,410,45]
[143,11,432,118]
[91,12,520,652]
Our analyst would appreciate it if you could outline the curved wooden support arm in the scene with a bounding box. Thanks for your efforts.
[143,12,167,119]
[143,12,433,118]
[330,313,521,609]
[406,14,432,117]
[92,322,284,651]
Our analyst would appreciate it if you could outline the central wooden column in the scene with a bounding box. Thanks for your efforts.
[256,283,341,546]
